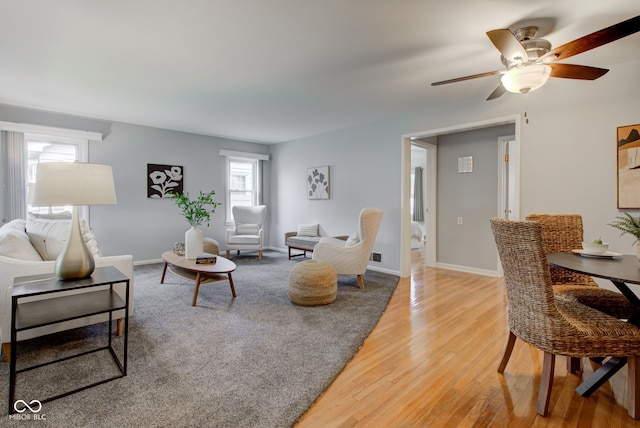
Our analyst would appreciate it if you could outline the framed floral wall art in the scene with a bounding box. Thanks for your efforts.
[307,166,329,200]
[617,124,640,209]
[147,164,184,198]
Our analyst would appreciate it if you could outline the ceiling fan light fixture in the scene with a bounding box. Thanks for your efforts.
[501,63,551,94]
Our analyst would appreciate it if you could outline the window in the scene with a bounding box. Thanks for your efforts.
[26,133,87,215]
[226,157,258,222]
[0,121,100,223]
[231,171,248,191]
[220,149,270,224]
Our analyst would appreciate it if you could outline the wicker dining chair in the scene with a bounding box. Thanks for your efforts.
[490,218,640,419]
[525,214,636,320]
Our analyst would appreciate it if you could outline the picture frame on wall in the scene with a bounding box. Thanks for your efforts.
[147,164,184,198]
[307,166,329,200]
[617,124,640,209]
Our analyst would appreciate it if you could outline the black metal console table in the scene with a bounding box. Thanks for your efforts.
[8,266,129,414]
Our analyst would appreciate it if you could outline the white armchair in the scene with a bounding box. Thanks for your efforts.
[313,208,383,288]
[225,205,267,260]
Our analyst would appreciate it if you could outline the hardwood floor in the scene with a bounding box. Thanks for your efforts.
[295,249,640,427]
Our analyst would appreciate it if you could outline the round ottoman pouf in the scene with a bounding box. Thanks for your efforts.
[203,237,220,255]
[288,260,337,306]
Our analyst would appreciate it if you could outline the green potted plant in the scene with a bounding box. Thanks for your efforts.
[170,190,221,259]
[609,212,640,259]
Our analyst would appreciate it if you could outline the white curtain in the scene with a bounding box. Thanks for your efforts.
[412,167,423,222]
[2,131,27,222]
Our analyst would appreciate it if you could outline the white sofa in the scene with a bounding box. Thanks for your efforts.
[0,217,133,361]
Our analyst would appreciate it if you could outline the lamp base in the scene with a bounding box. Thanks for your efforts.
[55,206,95,280]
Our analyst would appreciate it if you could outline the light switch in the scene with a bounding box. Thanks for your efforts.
[457,217,463,225]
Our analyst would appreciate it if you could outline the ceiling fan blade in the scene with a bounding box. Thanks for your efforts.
[486,84,506,101]
[548,63,609,80]
[431,70,502,86]
[486,29,528,63]
[545,15,640,62]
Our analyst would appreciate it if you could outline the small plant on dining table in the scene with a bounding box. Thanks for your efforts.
[609,212,640,244]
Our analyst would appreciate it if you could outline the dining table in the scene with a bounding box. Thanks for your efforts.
[547,252,640,396]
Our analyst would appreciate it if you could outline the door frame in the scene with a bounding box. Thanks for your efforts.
[400,115,521,278]
[409,141,436,266]
[497,135,520,221]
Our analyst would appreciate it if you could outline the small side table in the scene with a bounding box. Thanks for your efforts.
[9,266,129,414]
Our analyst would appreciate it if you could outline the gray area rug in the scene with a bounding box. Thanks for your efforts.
[0,251,398,427]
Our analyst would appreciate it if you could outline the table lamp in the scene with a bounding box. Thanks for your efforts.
[31,162,117,280]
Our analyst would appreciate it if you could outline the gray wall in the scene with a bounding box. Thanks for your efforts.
[89,123,270,261]
[2,57,639,273]
[0,106,270,262]
[270,58,640,275]
[436,125,513,271]
[269,118,401,272]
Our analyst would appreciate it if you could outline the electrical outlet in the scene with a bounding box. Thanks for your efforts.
[371,252,382,262]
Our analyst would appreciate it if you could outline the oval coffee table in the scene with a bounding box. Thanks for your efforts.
[161,251,237,306]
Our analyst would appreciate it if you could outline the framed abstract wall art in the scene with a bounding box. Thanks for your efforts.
[147,164,184,198]
[307,166,329,200]
[617,124,640,209]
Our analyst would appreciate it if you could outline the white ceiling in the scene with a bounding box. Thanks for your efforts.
[0,0,638,144]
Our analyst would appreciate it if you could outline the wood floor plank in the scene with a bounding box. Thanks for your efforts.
[295,250,640,427]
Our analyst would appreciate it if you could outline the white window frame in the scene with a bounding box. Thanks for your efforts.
[26,133,90,219]
[219,150,269,225]
[225,156,257,224]
[0,122,102,224]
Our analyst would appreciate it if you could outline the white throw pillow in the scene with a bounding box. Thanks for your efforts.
[26,216,71,260]
[26,215,102,260]
[80,219,103,257]
[236,223,260,235]
[0,224,43,261]
[297,224,319,237]
[345,233,360,247]
[30,211,72,220]
[2,219,27,233]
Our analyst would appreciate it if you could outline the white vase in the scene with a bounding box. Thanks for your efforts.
[185,226,203,259]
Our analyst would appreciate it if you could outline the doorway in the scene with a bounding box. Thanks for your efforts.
[400,115,521,278]
[410,144,428,266]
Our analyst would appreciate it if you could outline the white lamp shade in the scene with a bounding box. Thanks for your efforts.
[31,162,117,207]
[501,64,551,94]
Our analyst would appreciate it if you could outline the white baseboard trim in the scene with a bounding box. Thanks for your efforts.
[266,246,400,276]
[134,259,163,266]
[366,265,400,276]
[435,262,500,277]
[134,249,402,277]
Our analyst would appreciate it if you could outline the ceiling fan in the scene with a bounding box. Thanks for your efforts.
[431,15,640,100]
